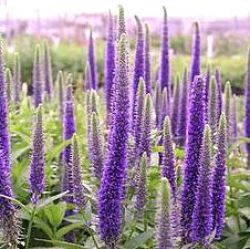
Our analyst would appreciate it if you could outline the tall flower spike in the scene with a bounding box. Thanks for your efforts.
[33,44,43,107]
[177,67,188,146]
[155,82,162,128]
[13,52,21,108]
[144,23,151,94]
[132,16,144,127]
[43,41,53,101]
[30,104,45,204]
[135,153,148,219]
[181,76,205,243]
[162,116,177,199]
[72,134,85,211]
[99,33,130,248]
[191,125,213,244]
[159,87,170,130]
[117,5,126,39]
[215,68,222,122]
[160,7,170,97]
[156,178,173,249]
[211,113,227,239]
[56,71,64,119]
[190,22,201,82]
[209,76,218,144]
[135,78,146,152]
[204,64,211,123]
[88,29,98,89]
[90,112,104,179]
[140,94,153,160]
[0,39,20,248]
[231,95,238,143]
[245,48,250,168]
[171,76,181,137]
[105,11,116,114]
[85,62,92,91]
[224,81,232,144]
[62,84,76,203]
[5,68,12,104]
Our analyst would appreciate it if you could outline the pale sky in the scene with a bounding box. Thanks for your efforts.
[2,0,250,19]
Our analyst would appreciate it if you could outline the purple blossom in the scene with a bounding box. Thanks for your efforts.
[181,76,205,243]
[135,153,148,218]
[62,85,76,204]
[88,29,98,89]
[29,104,45,204]
[191,125,213,244]
[0,40,20,247]
[156,178,173,249]
[204,64,210,123]
[160,7,170,97]
[72,134,85,211]
[155,83,162,129]
[162,116,177,200]
[43,41,53,101]
[177,68,188,146]
[89,112,104,179]
[33,44,43,107]
[105,11,116,114]
[245,48,250,168]
[99,34,130,248]
[5,68,12,104]
[117,5,126,39]
[85,62,92,91]
[144,23,151,93]
[211,113,227,239]
[224,81,232,144]
[171,76,180,137]
[190,22,201,82]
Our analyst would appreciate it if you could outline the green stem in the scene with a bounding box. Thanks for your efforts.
[25,204,36,249]
[144,211,148,232]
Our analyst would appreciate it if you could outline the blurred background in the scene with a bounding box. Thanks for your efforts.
[0,0,250,93]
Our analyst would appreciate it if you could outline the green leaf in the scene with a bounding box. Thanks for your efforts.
[35,239,85,249]
[44,202,67,228]
[55,222,83,239]
[124,230,154,249]
[243,238,250,249]
[239,207,250,218]
[152,146,164,153]
[33,217,54,239]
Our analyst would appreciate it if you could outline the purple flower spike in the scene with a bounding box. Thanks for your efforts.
[29,104,45,204]
[245,48,250,168]
[224,81,232,144]
[105,11,116,114]
[171,76,180,137]
[43,41,53,101]
[204,64,211,122]
[177,67,188,146]
[162,116,177,200]
[140,94,153,160]
[13,53,21,108]
[72,134,85,211]
[190,22,201,82]
[33,44,43,107]
[90,112,104,179]
[215,68,222,122]
[156,178,173,249]
[211,113,227,239]
[62,84,76,204]
[0,40,20,247]
[135,153,148,219]
[88,29,98,89]
[159,87,170,130]
[85,62,92,91]
[144,23,151,94]
[160,7,170,98]
[99,33,130,248]
[181,76,205,243]
[132,16,144,127]
[117,5,126,39]
[155,83,162,129]
[191,125,213,244]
